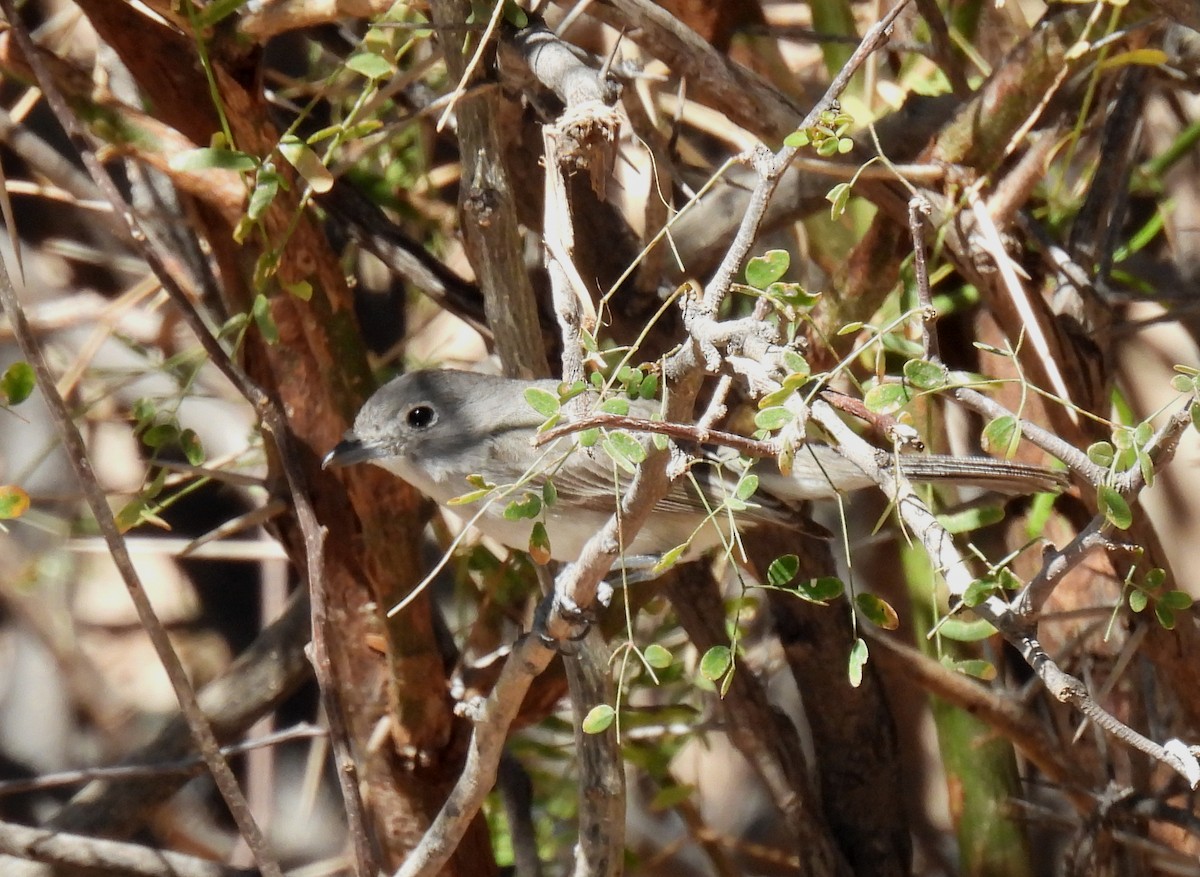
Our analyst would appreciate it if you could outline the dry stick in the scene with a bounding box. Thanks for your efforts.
[913,188,1199,777]
[951,383,1196,618]
[515,23,626,876]
[808,398,1200,788]
[697,0,912,319]
[0,820,254,877]
[429,0,547,380]
[0,9,375,873]
[535,412,777,458]
[950,385,1103,483]
[908,196,939,362]
[0,724,326,797]
[1017,403,1197,619]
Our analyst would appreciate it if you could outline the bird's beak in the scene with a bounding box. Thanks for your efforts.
[322,436,384,469]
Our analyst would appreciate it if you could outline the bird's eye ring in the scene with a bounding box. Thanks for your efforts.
[406,404,437,429]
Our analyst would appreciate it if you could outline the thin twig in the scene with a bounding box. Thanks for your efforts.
[0,725,326,797]
[0,820,254,877]
[908,195,939,362]
[534,411,777,457]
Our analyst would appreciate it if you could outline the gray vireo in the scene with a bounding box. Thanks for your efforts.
[322,369,1067,562]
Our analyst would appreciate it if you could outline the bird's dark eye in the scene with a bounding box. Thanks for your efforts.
[406,404,437,429]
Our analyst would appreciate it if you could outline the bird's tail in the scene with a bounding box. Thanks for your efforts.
[762,443,1069,501]
[896,454,1070,494]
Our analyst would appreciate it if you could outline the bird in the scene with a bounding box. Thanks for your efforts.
[323,369,1068,563]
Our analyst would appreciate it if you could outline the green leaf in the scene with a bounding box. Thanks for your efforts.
[502,0,528,26]
[524,387,560,418]
[447,488,492,506]
[937,504,1005,534]
[115,497,147,533]
[847,638,868,688]
[1155,604,1177,629]
[638,372,659,400]
[604,431,647,467]
[247,168,282,221]
[643,644,672,670]
[1160,589,1193,611]
[278,134,333,193]
[758,383,797,408]
[252,294,279,344]
[1087,441,1115,467]
[169,147,257,173]
[855,593,899,629]
[1143,567,1167,589]
[1137,448,1154,487]
[745,249,790,288]
[903,359,948,391]
[766,554,800,587]
[0,484,30,519]
[945,658,997,680]
[600,397,630,415]
[699,646,732,682]
[281,279,312,301]
[542,479,558,507]
[826,182,852,218]
[784,129,810,148]
[1192,402,1200,434]
[653,543,689,573]
[579,427,600,447]
[1128,588,1149,613]
[863,382,912,415]
[1,361,34,405]
[502,493,541,521]
[937,617,998,642]
[179,429,205,466]
[1098,486,1132,529]
[528,522,552,565]
[142,422,180,449]
[754,406,793,431]
[344,51,393,80]
[735,474,759,501]
[794,576,844,603]
[782,349,810,377]
[582,704,615,734]
[649,783,694,811]
[962,576,998,607]
[981,415,1019,457]
[766,282,821,310]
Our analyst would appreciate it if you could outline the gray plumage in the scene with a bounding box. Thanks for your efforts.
[325,369,1067,561]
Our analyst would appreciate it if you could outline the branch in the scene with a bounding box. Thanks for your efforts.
[0,820,254,877]
[808,398,1200,789]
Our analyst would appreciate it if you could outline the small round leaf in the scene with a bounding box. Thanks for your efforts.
[582,704,616,734]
